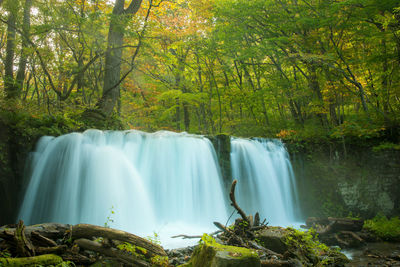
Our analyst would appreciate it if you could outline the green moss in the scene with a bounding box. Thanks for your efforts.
[201,234,258,258]
[187,234,259,267]
[364,214,400,241]
[0,254,63,266]
[372,142,400,152]
[284,228,349,266]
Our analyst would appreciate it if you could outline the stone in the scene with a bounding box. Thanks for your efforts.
[256,227,289,254]
[185,234,260,267]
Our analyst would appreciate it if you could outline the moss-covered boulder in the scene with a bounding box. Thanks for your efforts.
[256,227,289,254]
[184,234,260,267]
[0,254,63,266]
[255,227,349,266]
[282,228,349,266]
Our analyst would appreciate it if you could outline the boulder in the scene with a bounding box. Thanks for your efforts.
[256,227,289,254]
[185,234,260,267]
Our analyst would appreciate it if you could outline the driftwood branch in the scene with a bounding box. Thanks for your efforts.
[171,234,202,239]
[229,180,249,224]
[172,230,222,239]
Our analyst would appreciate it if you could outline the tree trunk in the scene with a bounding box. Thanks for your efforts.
[307,64,329,127]
[4,10,17,98]
[97,0,142,116]
[16,0,33,96]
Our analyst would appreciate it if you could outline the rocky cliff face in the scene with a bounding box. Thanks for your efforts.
[290,142,400,219]
[0,119,34,225]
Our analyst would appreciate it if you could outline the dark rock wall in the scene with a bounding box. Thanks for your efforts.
[290,142,400,219]
[207,134,232,191]
[0,119,36,225]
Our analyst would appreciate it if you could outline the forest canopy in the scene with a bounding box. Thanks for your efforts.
[1,0,399,140]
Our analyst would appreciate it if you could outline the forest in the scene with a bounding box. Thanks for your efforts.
[1,0,399,140]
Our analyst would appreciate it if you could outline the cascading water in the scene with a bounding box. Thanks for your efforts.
[18,130,300,248]
[230,138,299,226]
[18,130,229,247]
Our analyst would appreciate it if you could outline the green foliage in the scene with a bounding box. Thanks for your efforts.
[363,214,400,241]
[104,206,115,228]
[146,232,161,245]
[285,228,330,257]
[150,255,169,267]
[284,228,347,266]
[0,100,83,141]
[372,142,400,152]
[0,249,11,258]
[330,120,386,140]
[199,234,258,257]
[1,0,400,138]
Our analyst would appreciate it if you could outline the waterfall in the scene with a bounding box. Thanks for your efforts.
[230,138,299,226]
[18,130,300,247]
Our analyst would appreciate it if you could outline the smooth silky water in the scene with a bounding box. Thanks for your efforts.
[18,130,301,248]
[230,137,300,227]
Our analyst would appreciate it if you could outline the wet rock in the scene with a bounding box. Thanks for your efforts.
[185,235,260,267]
[256,227,288,254]
[166,246,195,266]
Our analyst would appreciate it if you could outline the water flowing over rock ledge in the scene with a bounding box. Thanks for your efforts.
[17,130,300,238]
[1,128,399,226]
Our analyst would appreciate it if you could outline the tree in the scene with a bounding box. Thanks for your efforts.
[96,0,143,116]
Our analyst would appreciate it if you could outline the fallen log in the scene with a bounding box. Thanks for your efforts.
[71,224,166,258]
[35,245,68,255]
[0,223,70,240]
[0,254,63,266]
[0,229,15,241]
[61,252,95,265]
[31,231,58,247]
[74,238,150,267]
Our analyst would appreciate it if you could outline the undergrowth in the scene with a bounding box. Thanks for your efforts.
[363,214,400,241]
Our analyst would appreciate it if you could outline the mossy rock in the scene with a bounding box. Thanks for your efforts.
[283,228,350,266]
[256,226,289,254]
[183,234,260,267]
[0,254,63,266]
